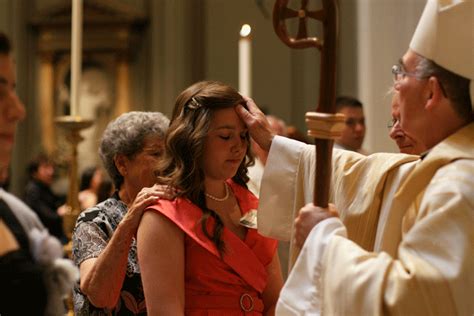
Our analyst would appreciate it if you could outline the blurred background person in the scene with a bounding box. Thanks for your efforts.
[248,114,287,197]
[72,111,169,315]
[286,125,309,144]
[24,153,67,243]
[0,30,77,316]
[0,166,10,190]
[78,166,104,210]
[0,29,48,315]
[96,173,114,204]
[334,96,367,153]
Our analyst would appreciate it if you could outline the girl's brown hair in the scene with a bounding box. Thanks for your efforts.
[157,81,254,254]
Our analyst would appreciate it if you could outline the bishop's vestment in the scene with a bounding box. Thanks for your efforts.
[258,123,474,315]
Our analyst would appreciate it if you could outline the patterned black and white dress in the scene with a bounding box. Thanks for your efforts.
[72,192,145,315]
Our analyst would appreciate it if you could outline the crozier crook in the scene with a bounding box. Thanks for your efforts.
[273,0,344,268]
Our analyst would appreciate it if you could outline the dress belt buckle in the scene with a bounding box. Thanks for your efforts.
[240,293,254,312]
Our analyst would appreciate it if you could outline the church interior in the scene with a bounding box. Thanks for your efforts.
[2,0,426,198]
[2,0,472,315]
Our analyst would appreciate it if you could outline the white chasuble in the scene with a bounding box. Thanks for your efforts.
[259,123,474,315]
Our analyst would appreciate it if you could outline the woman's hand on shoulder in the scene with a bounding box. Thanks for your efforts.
[121,184,174,235]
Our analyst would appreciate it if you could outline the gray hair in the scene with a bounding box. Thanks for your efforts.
[99,111,169,189]
[416,55,472,118]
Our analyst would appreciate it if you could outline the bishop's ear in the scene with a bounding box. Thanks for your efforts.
[425,76,445,110]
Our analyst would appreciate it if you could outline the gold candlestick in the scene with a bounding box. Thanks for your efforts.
[55,115,94,240]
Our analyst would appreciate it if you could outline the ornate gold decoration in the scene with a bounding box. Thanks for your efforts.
[55,116,93,241]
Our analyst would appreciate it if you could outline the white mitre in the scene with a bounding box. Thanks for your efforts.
[410,0,474,109]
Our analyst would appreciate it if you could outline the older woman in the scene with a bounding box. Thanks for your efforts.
[72,111,169,315]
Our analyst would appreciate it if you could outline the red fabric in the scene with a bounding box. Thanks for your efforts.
[145,180,277,315]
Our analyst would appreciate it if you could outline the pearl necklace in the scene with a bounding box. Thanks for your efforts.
[205,182,229,202]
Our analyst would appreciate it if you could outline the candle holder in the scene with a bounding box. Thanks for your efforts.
[55,115,94,242]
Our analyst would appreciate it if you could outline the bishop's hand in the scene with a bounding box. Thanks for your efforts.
[294,203,339,248]
[236,97,274,152]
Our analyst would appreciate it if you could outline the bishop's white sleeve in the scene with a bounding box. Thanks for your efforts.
[258,136,316,240]
[276,217,347,315]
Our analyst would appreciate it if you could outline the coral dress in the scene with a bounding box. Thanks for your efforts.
[146,180,277,315]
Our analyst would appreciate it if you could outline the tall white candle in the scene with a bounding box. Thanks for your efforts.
[70,0,83,117]
[239,24,252,97]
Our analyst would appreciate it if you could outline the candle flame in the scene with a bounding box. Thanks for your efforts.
[240,24,252,37]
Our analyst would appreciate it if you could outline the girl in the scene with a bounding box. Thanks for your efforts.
[138,81,282,315]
